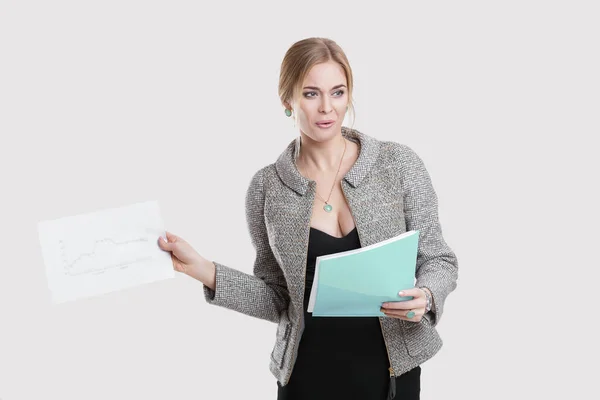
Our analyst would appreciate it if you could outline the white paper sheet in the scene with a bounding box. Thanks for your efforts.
[38,200,174,304]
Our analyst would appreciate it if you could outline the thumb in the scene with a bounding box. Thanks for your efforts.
[158,235,173,251]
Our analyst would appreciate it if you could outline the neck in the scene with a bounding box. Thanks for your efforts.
[297,131,347,173]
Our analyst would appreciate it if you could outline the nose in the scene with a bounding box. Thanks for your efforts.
[319,98,332,114]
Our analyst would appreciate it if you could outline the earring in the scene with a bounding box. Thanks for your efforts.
[285,109,292,117]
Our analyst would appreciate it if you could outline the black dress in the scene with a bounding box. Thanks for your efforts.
[277,226,421,400]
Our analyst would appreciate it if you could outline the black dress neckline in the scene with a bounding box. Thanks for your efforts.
[309,226,357,240]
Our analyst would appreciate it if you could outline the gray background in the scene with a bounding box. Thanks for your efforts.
[1,0,598,399]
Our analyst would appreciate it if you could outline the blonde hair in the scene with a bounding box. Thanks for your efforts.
[278,37,356,130]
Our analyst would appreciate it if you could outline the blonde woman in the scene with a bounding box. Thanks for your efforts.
[158,37,458,400]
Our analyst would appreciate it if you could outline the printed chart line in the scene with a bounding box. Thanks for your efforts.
[59,237,152,276]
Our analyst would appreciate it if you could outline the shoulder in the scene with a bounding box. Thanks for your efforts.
[371,140,435,198]
[246,163,277,193]
[377,140,420,163]
[368,138,424,173]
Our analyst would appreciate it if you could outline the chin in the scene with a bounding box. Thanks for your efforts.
[308,130,339,143]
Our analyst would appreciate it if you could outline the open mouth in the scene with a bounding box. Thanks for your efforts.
[316,121,334,128]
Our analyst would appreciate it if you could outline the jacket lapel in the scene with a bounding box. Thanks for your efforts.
[274,126,380,195]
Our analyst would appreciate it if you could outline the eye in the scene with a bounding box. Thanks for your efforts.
[334,90,345,96]
[303,91,317,98]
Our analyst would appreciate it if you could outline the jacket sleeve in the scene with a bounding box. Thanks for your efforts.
[396,144,459,327]
[202,167,291,323]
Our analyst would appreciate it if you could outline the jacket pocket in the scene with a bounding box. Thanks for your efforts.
[401,314,439,356]
[270,311,292,369]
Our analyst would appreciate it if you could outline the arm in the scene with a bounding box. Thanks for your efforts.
[395,144,458,327]
[202,167,291,323]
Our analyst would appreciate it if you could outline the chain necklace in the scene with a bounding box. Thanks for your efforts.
[299,136,347,213]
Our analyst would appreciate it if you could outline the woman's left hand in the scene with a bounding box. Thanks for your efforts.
[380,288,430,322]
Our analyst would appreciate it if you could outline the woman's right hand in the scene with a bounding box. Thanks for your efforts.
[157,231,203,276]
[157,231,216,289]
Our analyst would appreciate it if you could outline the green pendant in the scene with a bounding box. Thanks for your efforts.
[323,204,333,212]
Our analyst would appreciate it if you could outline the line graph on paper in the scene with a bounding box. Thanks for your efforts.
[38,200,174,303]
[59,236,154,276]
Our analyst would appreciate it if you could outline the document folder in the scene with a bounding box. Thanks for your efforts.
[307,230,419,317]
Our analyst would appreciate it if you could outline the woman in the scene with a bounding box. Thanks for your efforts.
[157,37,458,400]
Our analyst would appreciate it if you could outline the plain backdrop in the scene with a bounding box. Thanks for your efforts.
[1,1,599,399]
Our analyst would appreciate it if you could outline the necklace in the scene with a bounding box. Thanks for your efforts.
[299,136,347,213]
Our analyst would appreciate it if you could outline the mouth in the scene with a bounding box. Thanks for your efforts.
[316,120,335,128]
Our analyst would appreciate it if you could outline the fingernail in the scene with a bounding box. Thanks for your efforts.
[398,291,404,296]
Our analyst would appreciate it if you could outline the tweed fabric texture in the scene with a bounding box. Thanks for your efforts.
[203,126,459,386]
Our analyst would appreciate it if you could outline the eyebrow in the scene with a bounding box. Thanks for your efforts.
[302,84,347,91]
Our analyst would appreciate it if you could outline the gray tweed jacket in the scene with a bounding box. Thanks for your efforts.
[203,126,458,387]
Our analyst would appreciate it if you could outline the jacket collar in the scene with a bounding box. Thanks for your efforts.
[275,126,380,196]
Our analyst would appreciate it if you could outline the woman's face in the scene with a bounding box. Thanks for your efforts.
[291,61,349,141]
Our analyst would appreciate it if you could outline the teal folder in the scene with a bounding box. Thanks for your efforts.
[307,230,419,317]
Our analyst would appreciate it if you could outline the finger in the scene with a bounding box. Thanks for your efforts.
[175,259,187,274]
[398,288,426,298]
[165,231,178,242]
[383,311,417,321]
[382,299,423,310]
[382,308,424,321]
[157,236,172,250]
